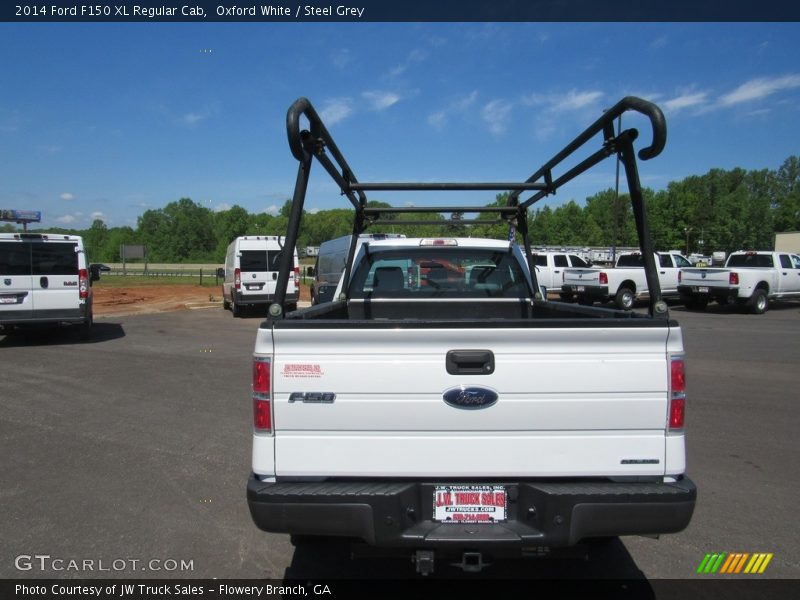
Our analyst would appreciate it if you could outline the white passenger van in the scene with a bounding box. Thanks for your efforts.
[220,236,299,317]
[311,233,405,304]
[0,233,100,339]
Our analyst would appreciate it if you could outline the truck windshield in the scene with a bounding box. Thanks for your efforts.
[348,248,530,299]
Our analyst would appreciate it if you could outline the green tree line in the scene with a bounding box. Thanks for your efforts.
[11,156,798,263]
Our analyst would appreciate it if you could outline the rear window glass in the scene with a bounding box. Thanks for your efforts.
[31,242,78,275]
[240,250,288,272]
[616,254,644,267]
[349,248,531,299]
[0,242,31,275]
[726,254,774,268]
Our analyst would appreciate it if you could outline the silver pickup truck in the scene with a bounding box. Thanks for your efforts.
[246,96,696,574]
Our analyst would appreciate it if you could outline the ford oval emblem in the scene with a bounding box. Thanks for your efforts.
[443,386,498,410]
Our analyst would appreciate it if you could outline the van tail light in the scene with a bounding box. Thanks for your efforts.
[669,356,686,431]
[79,269,89,299]
[599,272,608,285]
[234,268,241,290]
[729,272,739,285]
[252,357,272,434]
[293,266,300,286]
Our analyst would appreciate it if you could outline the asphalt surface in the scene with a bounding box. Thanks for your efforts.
[1,300,798,583]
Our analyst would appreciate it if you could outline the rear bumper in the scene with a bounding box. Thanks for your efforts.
[247,475,696,550]
[0,307,90,327]
[235,291,299,306]
[678,285,738,298]
[562,284,609,301]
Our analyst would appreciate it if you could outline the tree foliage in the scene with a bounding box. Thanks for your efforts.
[19,155,800,263]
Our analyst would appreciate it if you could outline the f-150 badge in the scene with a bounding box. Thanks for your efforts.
[443,386,498,410]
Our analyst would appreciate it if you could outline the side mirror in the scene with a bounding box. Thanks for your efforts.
[216,267,225,278]
[306,266,315,277]
[89,263,107,282]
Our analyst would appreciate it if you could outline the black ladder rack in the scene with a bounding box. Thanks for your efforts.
[270,95,669,319]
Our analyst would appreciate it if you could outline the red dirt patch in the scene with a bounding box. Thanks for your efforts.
[93,284,311,316]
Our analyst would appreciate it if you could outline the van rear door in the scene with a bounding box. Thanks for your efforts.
[30,240,81,317]
[0,239,33,321]
[239,250,272,301]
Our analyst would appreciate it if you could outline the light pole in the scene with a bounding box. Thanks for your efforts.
[684,227,693,256]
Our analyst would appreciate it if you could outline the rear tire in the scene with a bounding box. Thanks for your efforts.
[79,314,93,341]
[232,297,241,318]
[615,287,635,310]
[747,289,768,314]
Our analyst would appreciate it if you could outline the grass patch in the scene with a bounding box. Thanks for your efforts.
[96,275,220,288]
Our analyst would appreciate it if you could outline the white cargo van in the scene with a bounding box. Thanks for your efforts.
[311,233,405,304]
[220,236,299,317]
[0,233,99,339]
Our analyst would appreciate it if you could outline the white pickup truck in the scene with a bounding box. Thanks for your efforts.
[245,96,696,574]
[678,250,800,314]
[530,251,594,300]
[561,252,692,310]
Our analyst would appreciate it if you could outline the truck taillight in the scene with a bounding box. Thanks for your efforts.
[253,357,272,433]
[234,268,241,290]
[678,271,682,283]
[669,357,686,431]
[729,272,739,285]
[79,268,89,299]
[293,266,300,285]
[599,272,608,285]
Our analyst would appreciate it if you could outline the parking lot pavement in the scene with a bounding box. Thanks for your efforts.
[1,303,798,580]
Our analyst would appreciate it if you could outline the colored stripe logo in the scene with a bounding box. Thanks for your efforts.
[697,552,773,574]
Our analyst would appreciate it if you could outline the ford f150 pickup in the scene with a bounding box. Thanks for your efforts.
[561,251,692,310]
[678,250,800,313]
[246,96,696,574]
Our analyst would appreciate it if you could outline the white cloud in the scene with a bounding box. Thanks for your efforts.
[427,91,478,130]
[331,48,351,69]
[56,215,77,224]
[481,99,513,135]
[60,192,75,201]
[180,111,210,126]
[264,204,280,216]
[650,35,668,50]
[308,207,321,215]
[90,212,105,220]
[388,48,428,78]
[214,203,232,212]
[362,91,401,111]
[522,89,604,113]
[664,92,708,112]
[319,98,353,125]
[719,74,800,107]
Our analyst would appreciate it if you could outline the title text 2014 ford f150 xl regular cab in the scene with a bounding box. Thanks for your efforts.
[246,97,696,574]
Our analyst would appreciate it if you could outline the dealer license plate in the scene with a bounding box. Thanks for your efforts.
[433,485,507,523]
[698,286,709,293]
[576,285,585,292]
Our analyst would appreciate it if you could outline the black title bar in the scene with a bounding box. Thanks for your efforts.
[3,1,799,22]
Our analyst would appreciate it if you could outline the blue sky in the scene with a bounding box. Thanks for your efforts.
[1,22,799,229]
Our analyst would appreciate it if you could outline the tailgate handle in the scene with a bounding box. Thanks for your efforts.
[446,350,494,375]
[40,276,49,289]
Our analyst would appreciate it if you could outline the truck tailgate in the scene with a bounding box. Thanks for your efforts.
[562,268,602,286]
[680,267,730,286]
[261,323,676,478]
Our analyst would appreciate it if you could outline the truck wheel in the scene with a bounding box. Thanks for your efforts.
[78,314,93,341]
[615,287,634,310]
[747,289,768,314]
[232,297,241,318]
[223,297,230,310]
